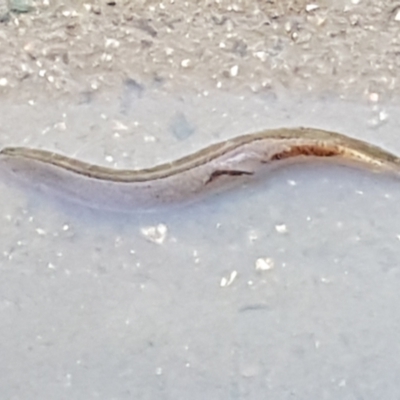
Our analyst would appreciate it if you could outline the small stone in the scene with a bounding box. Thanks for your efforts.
[105,38,120,48]
[305,4,319,12]
[112,120,128,131]
[220,270,238,287]
[379,110,388,121]
[368,92,379,102]
[275,224,288,234]
[255,258,274,271]
[181,59,191,68]
[9,0,33,13]
[254,51,267,62]
[141,224,168,244]
[230,65,239,77]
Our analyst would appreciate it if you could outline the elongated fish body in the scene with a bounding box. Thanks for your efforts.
[0,127,399,212]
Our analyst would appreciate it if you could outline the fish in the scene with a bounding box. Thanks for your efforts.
[1,127,399,211]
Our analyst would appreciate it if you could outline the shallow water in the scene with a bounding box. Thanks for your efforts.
[1,85,400,399]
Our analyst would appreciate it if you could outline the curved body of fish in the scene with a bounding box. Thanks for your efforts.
[0,127,399,211]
